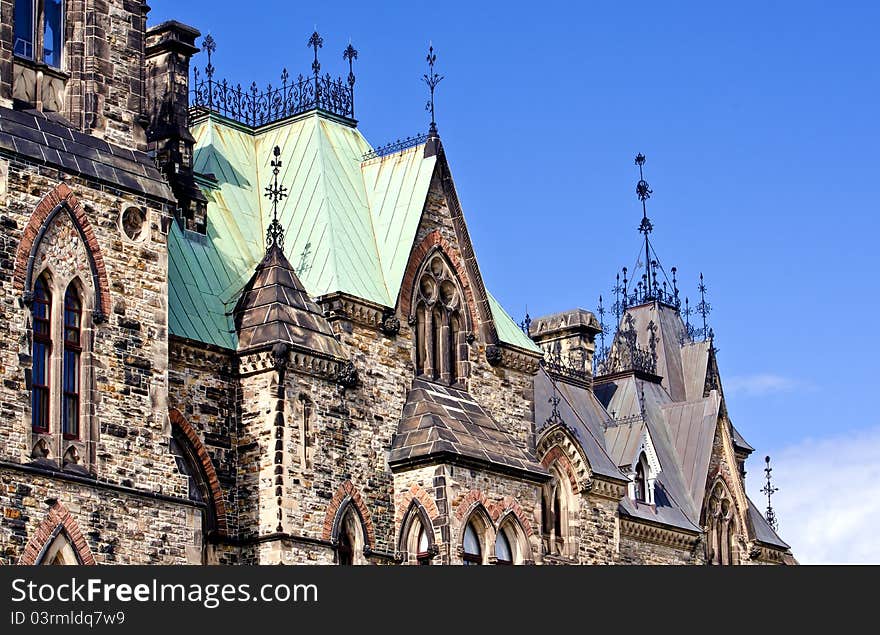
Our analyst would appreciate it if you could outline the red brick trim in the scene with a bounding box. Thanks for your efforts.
[12,182,111,316]
[454,489,492,522]
[394,484,440,525]
[169,408,229,537]
[398,230,480,332]
[19,501,96,565]
[322,480,375,547]
[541,446,581,495]
[495,495,535,537]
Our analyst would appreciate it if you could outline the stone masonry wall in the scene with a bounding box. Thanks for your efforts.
[0,466,202,564]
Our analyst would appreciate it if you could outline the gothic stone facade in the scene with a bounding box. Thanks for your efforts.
[0,3,793,565]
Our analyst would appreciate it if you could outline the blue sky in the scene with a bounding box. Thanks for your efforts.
[149,1,879,561]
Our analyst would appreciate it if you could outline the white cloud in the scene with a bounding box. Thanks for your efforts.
[749,426,880,564]
[725,373,801,396]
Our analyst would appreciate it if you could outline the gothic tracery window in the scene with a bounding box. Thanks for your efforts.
[462,521,482,565]
[413,252,467,384]
[335,505,366,566]
[31,276,52,434]
[706,482,737,565]
[542,468,574,557]
[62,283,81,439]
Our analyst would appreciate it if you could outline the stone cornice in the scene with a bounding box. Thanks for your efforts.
[316,292,389,330]
[583,475,629,501]
[237,347,344,381]
[490,342,543,375]
[169,335,235,374]
[620,517,701,550]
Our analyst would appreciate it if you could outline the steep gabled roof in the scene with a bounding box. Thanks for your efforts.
[168,112,531,351]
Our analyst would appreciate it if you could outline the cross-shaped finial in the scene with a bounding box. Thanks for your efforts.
[423,44,444,136]
[761,455,780,531]
[203,35,216,81]
[697,272,711,340]
[343,42,358,88]
[308,31,324,79]
[264,146,288,251]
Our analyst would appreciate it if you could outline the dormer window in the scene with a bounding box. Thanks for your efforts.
[629,449,660,506]
[14,0,64,69]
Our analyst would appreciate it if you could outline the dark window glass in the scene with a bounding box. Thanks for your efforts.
[634,458,647,502]
[31,278,51,433]
[337,527,353,566]
[462,522,481,565]
[494,530,512,565]
[61,285,81,438]
[14,0,35,59]
[43,0,63,68]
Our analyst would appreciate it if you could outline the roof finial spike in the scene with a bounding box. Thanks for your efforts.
[697,272,712,341]
[635,153,654,304]
[597,294,608,369]
[423,43,444,137]
[520,306,532,337]
[761,455,780,532]
[308,30,324,95]
[343,42,358,116]
[264,145,288,252]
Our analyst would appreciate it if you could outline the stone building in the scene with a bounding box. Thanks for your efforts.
[0,3,794,565]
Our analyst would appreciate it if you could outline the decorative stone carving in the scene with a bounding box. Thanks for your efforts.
[485,344,503,366]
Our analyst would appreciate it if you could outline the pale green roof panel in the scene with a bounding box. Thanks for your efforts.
[488,292,542,353]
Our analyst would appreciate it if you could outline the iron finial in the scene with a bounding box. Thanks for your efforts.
[635,152,655,305]
[761,455,779,532]
[423,43,444,137]
[343,42,358,88]
[308,30,324,99]
[264,145,288,251]
[697,272,711,341]
[520,307,532,337]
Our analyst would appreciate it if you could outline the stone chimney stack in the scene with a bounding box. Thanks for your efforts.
[530,309,602,385]
[145,21,208,234]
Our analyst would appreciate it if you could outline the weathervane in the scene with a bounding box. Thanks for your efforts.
[264,146,288,251]
[761,455,779,531]
[423,44,444,136]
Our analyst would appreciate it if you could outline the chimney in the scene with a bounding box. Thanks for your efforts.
[530,309,602,386]
[145,21,208,234]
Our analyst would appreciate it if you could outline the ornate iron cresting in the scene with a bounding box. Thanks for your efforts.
[545,386,565,427]
[595,312,658,376]
[361,133,430,161]
[761,455,779,532]
[542,351,590,383]
[423,44,443,136]
[190,34,356,127]
[264,146,287,251]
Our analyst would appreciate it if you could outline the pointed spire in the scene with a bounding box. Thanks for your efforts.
[423,43,444,137]
[697,272,711,340]
[635,153,655,296]
[264,145,288,252]
[761,455,779,531]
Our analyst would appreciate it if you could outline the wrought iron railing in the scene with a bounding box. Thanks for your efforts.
[362,134,429,161]
[189,33,357,128]
[594,313,658,377]
[541,352,591,383]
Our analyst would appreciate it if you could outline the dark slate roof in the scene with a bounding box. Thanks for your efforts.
[730,423,755,453]
[747,497,790,550]
[232,245,347,358]
[0,106,175,201]
[533,369,625,482]
[390,378,548,480]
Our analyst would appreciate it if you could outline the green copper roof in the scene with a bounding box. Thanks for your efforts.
[168,111,540,354]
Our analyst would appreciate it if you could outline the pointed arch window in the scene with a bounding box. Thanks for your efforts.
[634,457,647,502]
[31,276,51,433]
[335,505,366,566]
[494,531,513,565]
[462,522,482,565]
[62,284,81,439]
[413,252,468,384]
[706,482,737,565]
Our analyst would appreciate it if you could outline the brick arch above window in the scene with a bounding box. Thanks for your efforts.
[322,480,375,548]
[19,500,96,565]
[169,408,229,537]
[13,183,110,322]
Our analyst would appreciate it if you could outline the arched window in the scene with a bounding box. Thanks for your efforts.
[31,276,51,433]
[413,252,468,384]
[400,504,435,565]
[462,522,482,565]
[542,466,574,558]
[416,525,431,565]
[634,458,647,502]
[706,482,737,565]
[14,0,64,68]
[494,530,513,565]
[62,284,81,439]
[39,530,81,565]
[336,505,366,566]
